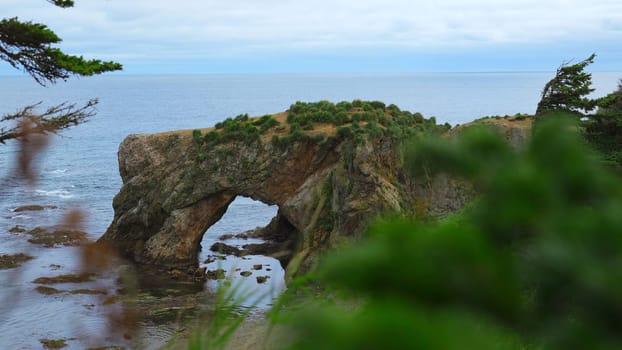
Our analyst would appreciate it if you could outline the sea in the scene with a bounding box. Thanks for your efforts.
[0,72,620,349]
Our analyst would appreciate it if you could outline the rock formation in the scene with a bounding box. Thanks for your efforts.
[100,102,531,278]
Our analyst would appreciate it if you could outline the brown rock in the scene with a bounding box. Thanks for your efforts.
[9,225,26,233]
[33,272,96,284]
[14,205,57,212]
[206,269,226,280]
[99,107,524,279]
[0,253,33,269]
[69,289,108,295]
[26,227,88,247]
[256,276,269,284]
[35,286,63,295]
[39,338,68,349]
[194,267,207,280]
[209,242,241,256]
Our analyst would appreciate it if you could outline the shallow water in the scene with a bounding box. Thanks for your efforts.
[0,196,280,349]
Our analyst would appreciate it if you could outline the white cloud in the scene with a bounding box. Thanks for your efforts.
[4,0,622,66]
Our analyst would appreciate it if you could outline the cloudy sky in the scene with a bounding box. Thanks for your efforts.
[3,0,622,73]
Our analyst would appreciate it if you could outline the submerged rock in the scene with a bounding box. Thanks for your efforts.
[39,338,70,349]
[0,253,33,269]
[14,205,58,212]
[69,289,108,295]
[34,286,107,296]
[25,227,88,247]
[209,242,242,256]
[256,276,270,284]
[35,286,63,295]
[33,272,96,284]
[8,225,26,233]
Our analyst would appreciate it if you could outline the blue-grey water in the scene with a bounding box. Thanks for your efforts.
[0,72,620,349]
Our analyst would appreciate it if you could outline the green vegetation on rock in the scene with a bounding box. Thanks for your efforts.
[193,113,276,147]
[192,100,450,159]
[192,113,279,160]
[284,99,446,142]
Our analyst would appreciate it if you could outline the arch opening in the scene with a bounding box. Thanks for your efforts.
[197,196,298,307]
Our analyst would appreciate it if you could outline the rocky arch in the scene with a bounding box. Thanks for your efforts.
[99,114,523,277]
[100,130,351,274]
[141,191,301,271]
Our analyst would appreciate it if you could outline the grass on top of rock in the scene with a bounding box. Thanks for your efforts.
[276,100,450,151]
[192,100,450,157]
[193,113,279,148]
[286,100,436,130]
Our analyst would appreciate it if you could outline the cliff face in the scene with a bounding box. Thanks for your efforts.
[100,104,531,277]
[101,130,411,274]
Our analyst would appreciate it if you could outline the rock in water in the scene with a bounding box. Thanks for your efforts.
[99,106,527,279]
[256,276,269,284]
[206,269,226,280]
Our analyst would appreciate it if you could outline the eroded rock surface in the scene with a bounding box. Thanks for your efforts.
[100,109,530,278]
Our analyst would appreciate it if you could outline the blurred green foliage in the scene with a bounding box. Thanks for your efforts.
[584,80,622,165]
[181,279,257,350]
[273,114,622,350]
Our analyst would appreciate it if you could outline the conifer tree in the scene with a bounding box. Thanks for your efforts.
[536,54,596,117]
[0,0,122,144]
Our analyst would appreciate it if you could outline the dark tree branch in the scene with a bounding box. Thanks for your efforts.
[46,0,75,8]
[0,99,99,144]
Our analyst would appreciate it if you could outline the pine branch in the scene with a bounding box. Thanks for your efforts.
[46,0,75,8]
[0,99,99,144]
[0,17,122,85]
